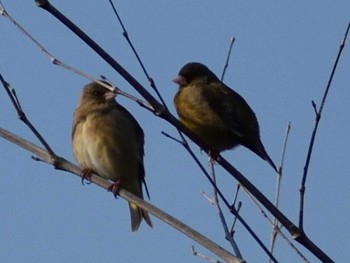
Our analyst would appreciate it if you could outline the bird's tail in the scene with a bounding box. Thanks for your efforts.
[129,202,153,232]
[263,152,278,173]
[249,139,278,173]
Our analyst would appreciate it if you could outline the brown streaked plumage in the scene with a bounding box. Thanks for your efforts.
[173,62,277,172]
[72,81,152,231]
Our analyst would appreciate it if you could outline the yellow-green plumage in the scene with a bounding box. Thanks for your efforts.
[72,82,152,231]
[174,62,277,172]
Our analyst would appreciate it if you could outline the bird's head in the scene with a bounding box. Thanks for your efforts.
[173,62,219,86]
[79,81,117,106]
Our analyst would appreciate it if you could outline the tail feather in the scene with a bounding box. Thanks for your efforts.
[247,139,278,173]
[264,152,278,173]
[129,202,153,232]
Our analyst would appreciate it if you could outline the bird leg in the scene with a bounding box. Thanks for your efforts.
[108,180,121,198]
[81,168,94,185]
[208,149,220,162]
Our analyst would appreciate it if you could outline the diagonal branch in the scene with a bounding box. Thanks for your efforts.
[163,131,276,261]
[0,126,244,263]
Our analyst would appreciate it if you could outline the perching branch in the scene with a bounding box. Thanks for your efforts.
[0,127,242,263]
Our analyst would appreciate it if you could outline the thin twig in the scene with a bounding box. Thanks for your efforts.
[269,122,291,262]
[192,246,223,263]
[243,188,310,263]
[165,134,278,262]
[0,74,58,163]
[208,159,243,258]
[217,154,335,262]
[99,75,154,112]
[107,0,167,108]
[218,38,274,260]
[213,38,242,258]
[299,20,350,230]
[230,198,241,233]
[201,191,215,205]
[221,37,236,81]
[0,5,153,113]
[106,0,196,163]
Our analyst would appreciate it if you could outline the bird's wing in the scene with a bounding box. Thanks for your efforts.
[202,81,260,138]
[115,104,150,199]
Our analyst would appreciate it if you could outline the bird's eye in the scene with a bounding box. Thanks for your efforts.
[92,89,103,96]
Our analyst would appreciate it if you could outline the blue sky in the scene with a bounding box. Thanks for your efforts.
[1,1,349,262]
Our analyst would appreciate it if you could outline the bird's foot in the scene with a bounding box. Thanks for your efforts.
[108,180,121,198]
[208,149,220,162]
[81,168,93,185]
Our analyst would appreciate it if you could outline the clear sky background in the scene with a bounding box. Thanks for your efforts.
[1,1,349,262]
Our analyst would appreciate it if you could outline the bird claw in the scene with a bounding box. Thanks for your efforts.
[208,149,220,161]
[81,169,93,185]
[108,180,121,198]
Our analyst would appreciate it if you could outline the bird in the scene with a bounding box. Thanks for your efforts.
[72,81,153,231]
[173,62,277,172]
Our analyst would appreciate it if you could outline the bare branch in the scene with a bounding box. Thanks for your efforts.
[35,0,166,116]
[0,74,58,162]
[165,133,275,262]
[242,188,309,263]
[0,6,154,113]
[192,246,224,263]
[269,122,291,260]
[299,20,350,231]
[221,37,236,81]
[230,192,241,233]
[208,160,243,259]
[107,0,167,107]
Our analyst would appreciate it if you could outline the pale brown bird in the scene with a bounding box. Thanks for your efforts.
[72,81,152,231]
[174,62,277,172]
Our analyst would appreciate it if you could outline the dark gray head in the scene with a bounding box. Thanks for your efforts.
[173,62,219,85]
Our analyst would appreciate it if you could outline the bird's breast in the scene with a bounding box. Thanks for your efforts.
[175,85,237,151]
[73,110,139,182]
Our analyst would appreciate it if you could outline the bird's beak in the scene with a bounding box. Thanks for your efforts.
[173,75,187,86]
[105,90,117,101]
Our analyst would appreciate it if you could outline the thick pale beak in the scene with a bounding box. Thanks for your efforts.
[173,75,187,86]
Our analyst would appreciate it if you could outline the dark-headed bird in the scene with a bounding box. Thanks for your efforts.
[173,62,277,172]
